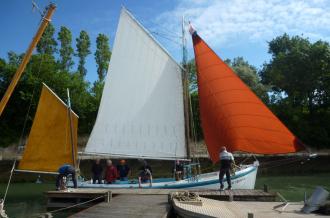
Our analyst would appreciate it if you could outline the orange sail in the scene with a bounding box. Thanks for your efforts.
[18,83,78,173]
[191,32,305,163]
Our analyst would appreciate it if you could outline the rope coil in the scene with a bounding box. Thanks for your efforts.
[172,191,200,202]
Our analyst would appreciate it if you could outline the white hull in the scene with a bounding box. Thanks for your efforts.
[76,163,258,190]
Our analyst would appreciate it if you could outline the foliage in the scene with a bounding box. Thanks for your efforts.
[95,34,111,81]
[57,26,74,71]
[0,26,105,147]
[76,31,91,77]
[260,34,330,148]
[36,23,57,55]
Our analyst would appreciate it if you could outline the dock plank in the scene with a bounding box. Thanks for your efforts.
[70,194,169,218]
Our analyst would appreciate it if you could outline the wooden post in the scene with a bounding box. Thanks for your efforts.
[105,191,112,203]
[0,3,56,117]
[229,192,233,202]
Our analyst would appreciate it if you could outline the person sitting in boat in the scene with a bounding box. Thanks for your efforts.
[174,160,184,181]
[105,160,118,184]
[117,159,131,181]
[219,146,235,190]
[91,159,103,184]
[56,164,77,191]
[138,160,153,188]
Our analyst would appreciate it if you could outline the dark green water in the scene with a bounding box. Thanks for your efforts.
[1,173,329,218]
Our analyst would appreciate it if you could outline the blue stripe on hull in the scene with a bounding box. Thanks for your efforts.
[158,166,257,189]
[78,165,257,189]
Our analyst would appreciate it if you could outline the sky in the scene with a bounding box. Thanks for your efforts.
[1,0,330,83]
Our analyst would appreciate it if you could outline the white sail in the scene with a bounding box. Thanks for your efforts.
[85,8,187,159]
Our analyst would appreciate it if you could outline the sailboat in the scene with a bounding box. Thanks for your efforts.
[77,8,305,189]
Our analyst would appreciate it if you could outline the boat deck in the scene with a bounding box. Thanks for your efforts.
[173,197,322,218]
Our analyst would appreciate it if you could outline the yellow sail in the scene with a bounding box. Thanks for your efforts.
[18,83,78,173]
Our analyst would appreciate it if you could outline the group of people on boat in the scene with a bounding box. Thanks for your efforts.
[91,159,131,184]
[55,147,234,191]
[91,159,132,184]
[91,159,153,188]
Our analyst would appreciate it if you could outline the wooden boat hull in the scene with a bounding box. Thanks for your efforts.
[76,163,258,190]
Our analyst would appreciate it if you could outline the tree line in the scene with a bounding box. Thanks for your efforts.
[0,24,111,146]
[1,30,329,149]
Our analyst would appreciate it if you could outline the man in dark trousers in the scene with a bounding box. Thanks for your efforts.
[174,160,184,181]
[56,164,77,190]
[138,160,153,188]
[219,146,235,190]
[91,159,103,184]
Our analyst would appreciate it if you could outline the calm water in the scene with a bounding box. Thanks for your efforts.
[0,173,329,218]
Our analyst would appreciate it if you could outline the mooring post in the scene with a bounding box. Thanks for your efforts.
[229,192,233,202]
[105,191,112,203]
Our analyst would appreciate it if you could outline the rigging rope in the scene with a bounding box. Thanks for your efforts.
[43,194,106,216]
[150,31,181,45]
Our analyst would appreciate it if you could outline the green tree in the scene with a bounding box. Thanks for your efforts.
[260,34,330,148]
[0,51,94,147]
[76,31,91,77]
[58,26,74,71]
[95,34,111,81]
[36,23,57,55]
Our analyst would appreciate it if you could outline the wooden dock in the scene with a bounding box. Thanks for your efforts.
[70,194,170,218]
[46,188,276,208]
[46,188,111,208]
[44,188,329,217]
[46,188,277,217]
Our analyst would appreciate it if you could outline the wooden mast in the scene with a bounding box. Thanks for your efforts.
[182,15,191,159]
[0,3,56,117]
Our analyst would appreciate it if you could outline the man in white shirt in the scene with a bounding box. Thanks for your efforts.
[219,146,235,190]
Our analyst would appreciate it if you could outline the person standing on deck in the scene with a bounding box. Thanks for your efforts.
[105,160,118,184]
[91,159,103,184]
[56,164,77,190]
[219,146,235,190]
[138,160,153,188]
[174,160,184,181]
[117,159,131,181]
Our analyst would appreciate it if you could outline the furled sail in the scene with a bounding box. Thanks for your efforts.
[191,31,305,163]
[18,83,78,173]
[85,8,186,159]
